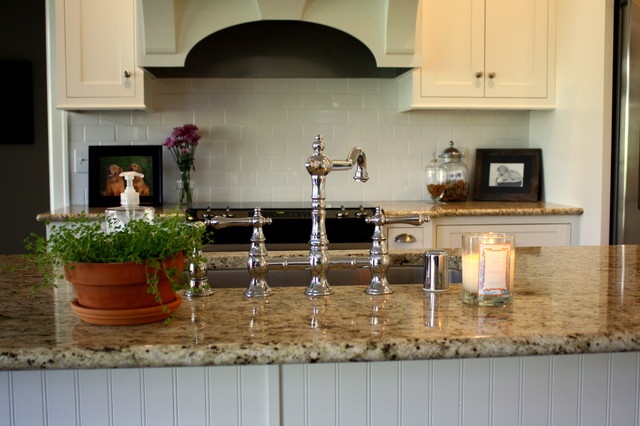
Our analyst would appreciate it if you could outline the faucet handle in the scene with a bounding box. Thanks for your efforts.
[385,213,429,226]
[365,206,428,226]
[336,205,350,218]
[356,205,369,218]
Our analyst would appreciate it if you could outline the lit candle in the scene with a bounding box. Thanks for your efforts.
[462,253,479,293]
[461,233,515,306]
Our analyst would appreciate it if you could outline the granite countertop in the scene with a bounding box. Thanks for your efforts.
[0,245,638,371]
[35,201,583,222]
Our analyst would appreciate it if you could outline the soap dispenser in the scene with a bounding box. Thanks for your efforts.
[105,171,155,233]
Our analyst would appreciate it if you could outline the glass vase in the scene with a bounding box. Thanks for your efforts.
[176,169,194,206]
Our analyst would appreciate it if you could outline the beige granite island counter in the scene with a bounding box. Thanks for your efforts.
[1,245,632,370]
[2,245,634,425]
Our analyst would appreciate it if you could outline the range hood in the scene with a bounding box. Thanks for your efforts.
[137,0,421,78]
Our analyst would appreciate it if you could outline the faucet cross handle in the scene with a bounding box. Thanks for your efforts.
[363,207,429,296]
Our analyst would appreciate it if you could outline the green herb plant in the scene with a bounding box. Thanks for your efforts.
[22,212,207,318]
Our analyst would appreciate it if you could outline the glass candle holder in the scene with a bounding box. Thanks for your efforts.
[461,232,515,306]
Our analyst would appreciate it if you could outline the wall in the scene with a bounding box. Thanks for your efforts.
[67,79,529,207]
[531,0,614,245]
[0,0,49,254]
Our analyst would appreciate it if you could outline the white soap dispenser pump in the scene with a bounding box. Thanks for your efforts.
[105,171,155,233]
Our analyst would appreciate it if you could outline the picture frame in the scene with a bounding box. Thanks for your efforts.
[88,145,163,207]
[472,149,542,201]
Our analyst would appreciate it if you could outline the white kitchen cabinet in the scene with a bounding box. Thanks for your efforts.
[398,0,556,110]
[55,0,151,109]
[388,214,579,249]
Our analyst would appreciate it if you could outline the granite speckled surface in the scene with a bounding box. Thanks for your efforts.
[0,245,638,371]
[35,201,583,222]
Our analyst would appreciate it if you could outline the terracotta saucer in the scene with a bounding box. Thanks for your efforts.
[70,295,182,325]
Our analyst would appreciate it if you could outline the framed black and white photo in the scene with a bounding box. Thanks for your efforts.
[473,149,542,201]
[88,145,163,207]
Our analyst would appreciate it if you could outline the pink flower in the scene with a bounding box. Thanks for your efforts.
[163,124,201,172]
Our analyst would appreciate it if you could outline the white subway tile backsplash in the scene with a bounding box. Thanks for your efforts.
[84,125,116,142]
[302,93,334,109]
[67,78,530,206]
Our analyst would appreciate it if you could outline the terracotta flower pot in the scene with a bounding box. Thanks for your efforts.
[65,253,184,325]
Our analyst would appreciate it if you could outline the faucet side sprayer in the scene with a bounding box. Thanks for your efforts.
[304,134,368,296]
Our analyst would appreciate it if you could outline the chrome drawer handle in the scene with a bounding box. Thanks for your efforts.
[394,233,417,243]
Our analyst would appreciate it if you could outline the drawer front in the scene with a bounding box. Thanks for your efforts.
[387,226,425,250]
[435,223,571,248]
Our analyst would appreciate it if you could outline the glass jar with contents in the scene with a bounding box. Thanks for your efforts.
[424,152,447,203]
[439,141,469,201]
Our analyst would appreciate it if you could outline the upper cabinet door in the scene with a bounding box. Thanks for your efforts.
[485,0,549,98]
[421,0,485,98]
[56,0,148,109]
[399,0,555,110]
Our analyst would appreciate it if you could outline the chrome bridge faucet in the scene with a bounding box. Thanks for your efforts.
[304,134,369,296]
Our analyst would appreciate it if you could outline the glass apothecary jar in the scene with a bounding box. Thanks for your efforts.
[424,153,447,203]
[439,141,469,201]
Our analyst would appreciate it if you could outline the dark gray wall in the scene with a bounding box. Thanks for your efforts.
[0,2,49,253]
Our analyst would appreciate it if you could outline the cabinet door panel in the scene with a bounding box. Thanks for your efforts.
[421,0,484,97]
[62,0,136,98]
[485,0,549,98]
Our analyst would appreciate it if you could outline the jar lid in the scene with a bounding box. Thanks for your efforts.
[439,141,463,161]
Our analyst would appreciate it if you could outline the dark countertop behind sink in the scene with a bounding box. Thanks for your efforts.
[36,201,583,222]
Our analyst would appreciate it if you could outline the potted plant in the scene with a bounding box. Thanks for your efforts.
[23,212,206,325]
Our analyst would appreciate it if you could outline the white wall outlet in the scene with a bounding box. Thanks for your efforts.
[74,148,88,173]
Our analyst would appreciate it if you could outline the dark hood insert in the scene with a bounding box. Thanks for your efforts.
[143,20,411,78]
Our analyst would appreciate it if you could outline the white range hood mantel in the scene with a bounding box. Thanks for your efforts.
[137,0,421,69]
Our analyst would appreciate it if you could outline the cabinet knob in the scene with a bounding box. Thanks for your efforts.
[123,70,131,79]
[475,71,483,78]
[488,72,496,79]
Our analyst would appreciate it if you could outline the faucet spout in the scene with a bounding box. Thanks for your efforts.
[331,147,369,182]
[304,134,368,296]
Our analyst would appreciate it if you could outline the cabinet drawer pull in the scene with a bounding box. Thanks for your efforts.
[475,71,483,78]
[123,70,131,79]
[394,233,417,243]
[488,71,496,79]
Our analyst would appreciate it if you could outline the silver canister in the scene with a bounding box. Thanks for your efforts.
[423,250,450,292]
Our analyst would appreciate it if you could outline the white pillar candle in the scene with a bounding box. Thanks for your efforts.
[462,253,479,293]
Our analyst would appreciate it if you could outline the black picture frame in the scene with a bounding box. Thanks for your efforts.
[473,149,542,201]
[88,145,163,207]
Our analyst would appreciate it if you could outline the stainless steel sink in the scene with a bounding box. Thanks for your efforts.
[207,265,426,288]
[200,254,462,289]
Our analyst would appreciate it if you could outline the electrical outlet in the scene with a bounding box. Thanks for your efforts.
[74,149,88,173]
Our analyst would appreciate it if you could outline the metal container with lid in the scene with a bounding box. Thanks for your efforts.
[439,141,469,201]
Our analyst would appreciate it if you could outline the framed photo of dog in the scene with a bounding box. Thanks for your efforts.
[88,145,163,207]
[472,149,542,201]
